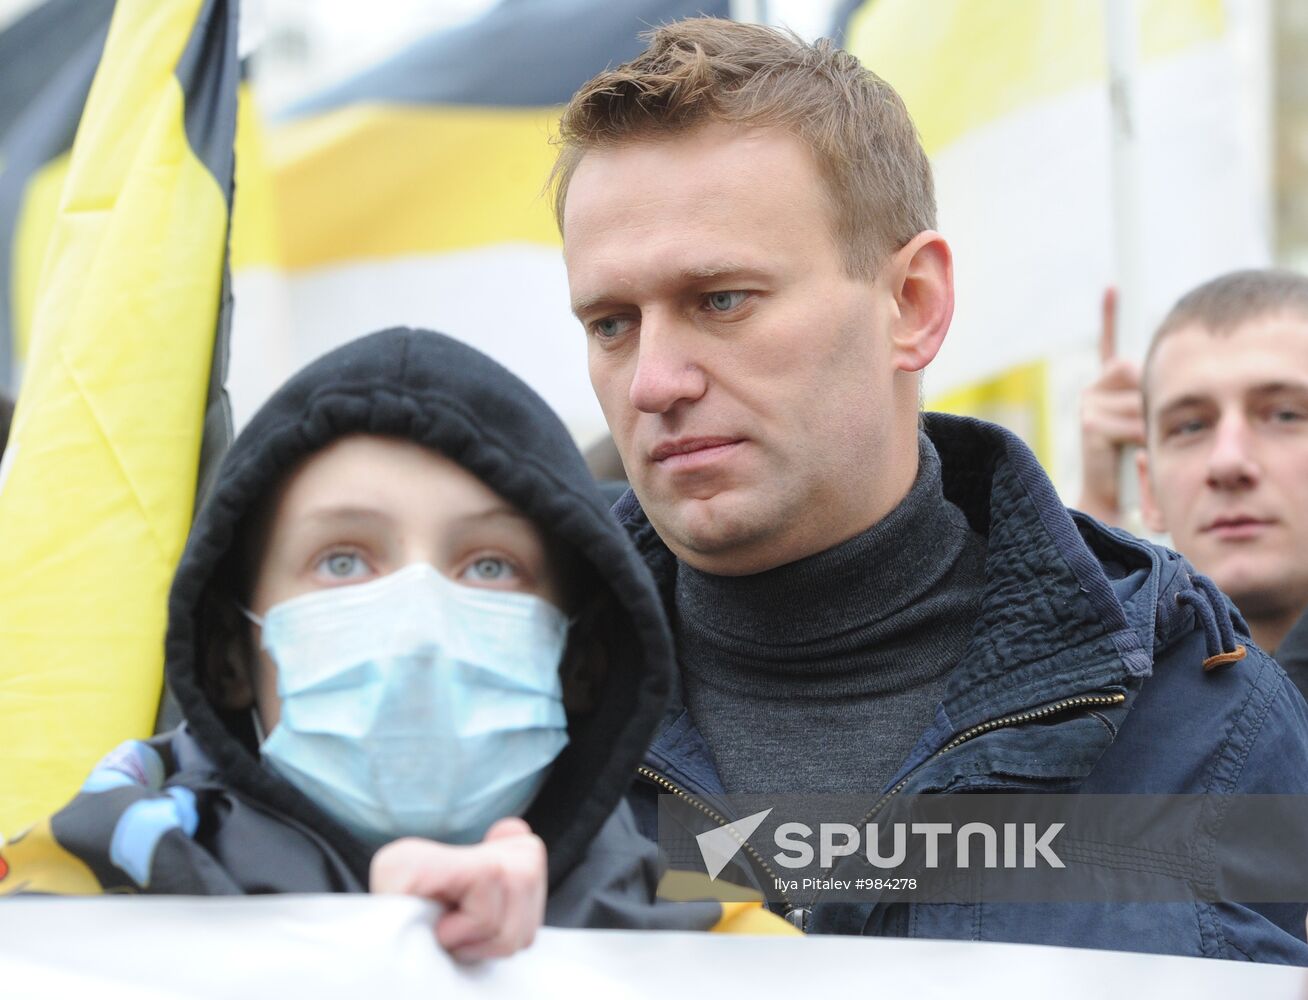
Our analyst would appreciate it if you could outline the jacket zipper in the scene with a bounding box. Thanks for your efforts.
[636,764,796,912]
[938,691,1127,753]
[640,690,1126,933]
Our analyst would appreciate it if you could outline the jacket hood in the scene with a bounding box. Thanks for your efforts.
[165,327,673,885]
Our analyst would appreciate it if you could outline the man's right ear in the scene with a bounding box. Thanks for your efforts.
[887,230,954,375]
[203,599,256,710]
[1136,449,1167,534]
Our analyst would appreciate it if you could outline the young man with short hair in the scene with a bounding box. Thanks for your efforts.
[1135,271,1308,666]
[1080,270,1308,692]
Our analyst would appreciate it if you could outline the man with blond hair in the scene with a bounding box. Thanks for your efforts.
[1081,270,1308,694]
[553,17,1308,962]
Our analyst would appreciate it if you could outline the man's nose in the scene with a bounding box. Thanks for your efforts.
[1206,414,1260,490]
[627,314,708,414]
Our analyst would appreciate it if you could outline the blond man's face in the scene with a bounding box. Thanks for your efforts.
[1139,315,1308,621]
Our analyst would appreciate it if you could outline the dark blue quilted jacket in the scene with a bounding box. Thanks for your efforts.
[618,412,1308,965]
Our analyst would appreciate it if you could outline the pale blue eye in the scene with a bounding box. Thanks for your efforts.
[593,316,637,340]
[707,291,745,312]
[1166,418,1208,439]
[463,556,517,582]
[320,552,367,579]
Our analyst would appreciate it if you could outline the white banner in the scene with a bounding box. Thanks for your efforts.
[0,895,1304,998]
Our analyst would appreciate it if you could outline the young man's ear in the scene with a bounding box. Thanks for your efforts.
[887,230,954,374]
[203,597,256,710]
[559,596,609,715]
[1136,448,1168,534]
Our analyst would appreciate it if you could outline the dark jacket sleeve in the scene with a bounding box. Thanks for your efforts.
[545,800,726,932]
[1211,655,1308,965]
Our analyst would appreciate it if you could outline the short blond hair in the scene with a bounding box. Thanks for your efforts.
[1143,269,1308,407]
[550,17,935,277]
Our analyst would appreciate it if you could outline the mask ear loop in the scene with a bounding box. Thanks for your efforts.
[251,708,268,746]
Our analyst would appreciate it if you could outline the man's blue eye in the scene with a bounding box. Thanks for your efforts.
[593,317,631,339]
[707,291,746,312]
[1165,418,1207,439]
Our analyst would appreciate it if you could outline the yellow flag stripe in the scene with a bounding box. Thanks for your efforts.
[712,900,802,936]
[0,818,102,896]
[0,0,231,832]
[12,87,266,368]
[11,151,70,366]
[268,103,562,269]
[845,0,1224,154]
[927,360,1052,471]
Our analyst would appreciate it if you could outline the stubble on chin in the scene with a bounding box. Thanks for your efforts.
[1218,564,1308,621]
[658,488,799,573]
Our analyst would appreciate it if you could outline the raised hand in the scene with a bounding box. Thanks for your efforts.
[1077,287,1145,525]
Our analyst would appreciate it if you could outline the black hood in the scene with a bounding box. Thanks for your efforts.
[165,328,673,885]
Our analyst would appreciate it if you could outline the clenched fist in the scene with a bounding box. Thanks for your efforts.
[370,817,548,963]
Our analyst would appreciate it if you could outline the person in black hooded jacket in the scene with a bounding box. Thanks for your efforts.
[0,328,789,954]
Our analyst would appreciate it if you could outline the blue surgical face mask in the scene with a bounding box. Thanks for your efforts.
[245,562,571,846]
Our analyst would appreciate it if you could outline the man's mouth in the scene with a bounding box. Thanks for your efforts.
[649,436,743,469]
[1201,515,1275,540]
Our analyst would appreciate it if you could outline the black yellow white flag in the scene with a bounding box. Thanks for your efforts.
[0,0,238,832]
[838,0,1268,478]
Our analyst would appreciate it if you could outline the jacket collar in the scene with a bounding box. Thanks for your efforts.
[926,413,1153,731]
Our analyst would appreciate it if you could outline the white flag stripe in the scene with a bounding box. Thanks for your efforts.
[927,40,1267,399]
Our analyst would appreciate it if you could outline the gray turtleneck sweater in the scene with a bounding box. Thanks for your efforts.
[675,435,987,796]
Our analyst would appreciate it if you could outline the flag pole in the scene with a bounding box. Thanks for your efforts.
[1105,0,1146,528]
